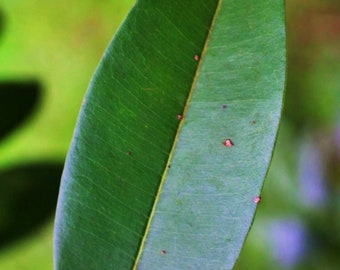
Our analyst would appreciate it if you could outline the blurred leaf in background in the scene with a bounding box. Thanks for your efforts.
[0,81,40,142]
[0,0,133,269]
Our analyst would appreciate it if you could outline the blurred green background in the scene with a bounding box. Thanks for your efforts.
[0,0,339,269]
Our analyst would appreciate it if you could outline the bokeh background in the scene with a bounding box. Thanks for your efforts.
[0,0,339,269]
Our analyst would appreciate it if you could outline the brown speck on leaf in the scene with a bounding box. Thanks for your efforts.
[177,114,183,120]
[222,105,227,109]
[252,120,256,124]
[161,250,166,255]
[223,139,234,147]
[127,151,131,156]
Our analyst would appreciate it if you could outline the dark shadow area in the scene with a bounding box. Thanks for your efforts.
[0,81,41,141]
[0,162,63,249]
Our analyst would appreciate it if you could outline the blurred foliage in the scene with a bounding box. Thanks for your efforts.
[0,0,134,269]
[0,163,62,249]
[0,0,339,269]
[0,0,134,168]
[285,0,340,130]
[0,81,40,141]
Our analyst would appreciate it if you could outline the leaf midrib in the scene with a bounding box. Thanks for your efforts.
[132,1,222,268]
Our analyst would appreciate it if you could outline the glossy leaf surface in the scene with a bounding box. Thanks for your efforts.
[55,0,286,269]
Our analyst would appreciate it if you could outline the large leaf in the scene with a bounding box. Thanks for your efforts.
[55,0,286,269]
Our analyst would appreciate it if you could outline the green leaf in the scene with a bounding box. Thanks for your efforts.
[55,0,286,269]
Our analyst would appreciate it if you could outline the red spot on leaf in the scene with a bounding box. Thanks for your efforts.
[194,54,200,61]
[253,196,261,204]
[161,250,166,255]
[177,114,183,120]
[223,139,234,147]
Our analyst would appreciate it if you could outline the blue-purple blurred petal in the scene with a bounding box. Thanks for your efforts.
[299,139,328,207]
[269,218,308,268]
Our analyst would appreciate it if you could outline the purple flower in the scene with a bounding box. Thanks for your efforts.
[269,218,308,268]
[299,139,328,207]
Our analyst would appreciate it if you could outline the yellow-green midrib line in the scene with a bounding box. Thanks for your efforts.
[132,1,222,268]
